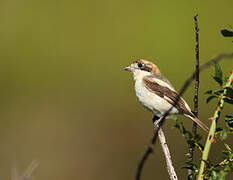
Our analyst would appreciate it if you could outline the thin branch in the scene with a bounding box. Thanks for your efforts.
[11,160,39,180]
[153,116,178,180]
[135,53,233,180]
[187,13,199,179]
[136,117,162,180]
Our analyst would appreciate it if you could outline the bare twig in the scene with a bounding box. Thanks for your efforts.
[135,53,233,180]
[11,160,39,180]
[153,116,178,180]
[187,14,199,179]
[136,117,162,180]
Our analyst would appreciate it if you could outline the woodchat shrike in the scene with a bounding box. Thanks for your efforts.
[124,59,209,132]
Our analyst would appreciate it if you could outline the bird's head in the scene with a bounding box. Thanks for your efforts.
[124,59,160,77]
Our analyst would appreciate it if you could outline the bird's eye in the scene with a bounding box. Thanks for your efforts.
[137,63,143,68]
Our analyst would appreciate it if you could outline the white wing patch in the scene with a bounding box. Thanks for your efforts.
[150,78,175,90]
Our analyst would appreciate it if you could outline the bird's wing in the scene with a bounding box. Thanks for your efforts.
[147,74,175,89]
[143,75,194,118]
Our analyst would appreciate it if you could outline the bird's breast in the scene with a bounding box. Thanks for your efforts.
[134,80,178,116]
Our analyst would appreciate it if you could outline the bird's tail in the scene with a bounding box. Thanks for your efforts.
[185,114,209,133]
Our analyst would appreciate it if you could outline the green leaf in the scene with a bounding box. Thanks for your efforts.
[216,170,228,180]
[220,129,228,140]
[184,161,199,171]
[205,90,213,94]
[195,142,204,152]
[223,98,233,104]
[225,87,233,98]
[214,89,224,95]
[213,62,223,85]
[222,76,229,85]
[206,95,217,103]
[205,89,223,96]
[216,127,223,133]
[202,159,212,168]
[222,151,230,157]
[187,139,195,147]
[224,143,232,152]
[225,115,233,130]
[210,171,217,180]
[221,29,233,37]
[213,77,223,86]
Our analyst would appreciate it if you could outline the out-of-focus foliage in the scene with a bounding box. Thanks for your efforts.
[171,116,203,179]
[0,1,233,180]
[201,64,233,180]
[171,115,204,153]
[173,64,233,180]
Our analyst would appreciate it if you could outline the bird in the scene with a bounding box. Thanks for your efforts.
[124,59,209,132]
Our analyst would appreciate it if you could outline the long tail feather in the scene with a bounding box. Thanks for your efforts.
[185,114,209,133]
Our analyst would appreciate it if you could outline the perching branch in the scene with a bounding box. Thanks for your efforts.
[135,53,233,180]
[136,117,163,180]
[187,14,200,179]
[153,116,178,180]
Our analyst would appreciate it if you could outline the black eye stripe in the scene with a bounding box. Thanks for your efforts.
[137,62,143,68]
[141,65,152,72]
[135,61,152,72]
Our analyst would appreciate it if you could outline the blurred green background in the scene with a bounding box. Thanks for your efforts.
[0,0,232,179]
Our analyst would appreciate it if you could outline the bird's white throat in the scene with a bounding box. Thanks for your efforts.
[132,70,151,81]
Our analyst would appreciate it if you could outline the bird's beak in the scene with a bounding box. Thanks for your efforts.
[124,66,132,72]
